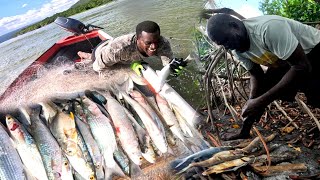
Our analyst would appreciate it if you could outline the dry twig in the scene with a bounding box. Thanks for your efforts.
[295,95,320,132]
[273,101,299,129]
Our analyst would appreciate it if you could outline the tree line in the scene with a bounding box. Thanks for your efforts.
[259,0,320,24]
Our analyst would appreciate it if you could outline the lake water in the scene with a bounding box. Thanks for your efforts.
[0,0,209,110]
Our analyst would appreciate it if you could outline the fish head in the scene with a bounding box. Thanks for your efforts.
[5,115,24,139]
[64,140,79,156]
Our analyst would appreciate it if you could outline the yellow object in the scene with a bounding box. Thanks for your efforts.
[131,61,144,76]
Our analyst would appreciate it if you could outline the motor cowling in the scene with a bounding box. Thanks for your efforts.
[54,17,87,35]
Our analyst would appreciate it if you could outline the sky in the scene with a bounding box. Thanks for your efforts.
[0,0,79,36]
[0,0,263,37]
[214,0,263,18]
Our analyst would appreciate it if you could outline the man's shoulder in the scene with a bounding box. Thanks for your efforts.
[244,15,290,28]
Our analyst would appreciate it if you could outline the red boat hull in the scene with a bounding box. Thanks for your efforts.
[0,30,111,102]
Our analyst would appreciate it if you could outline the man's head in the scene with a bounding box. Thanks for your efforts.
[206,14,250,52]
[136,21,161,57]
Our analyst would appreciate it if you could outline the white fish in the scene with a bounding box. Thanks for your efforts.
[155,94,186,142]
[5,114,48,180]
[123,107,156,163]
[74,103,104,180]
[119,90,168,153]
[99,90,143,166]
[81,96,126,179]
[0,123,26,180]
[136,65,203,128]
[29,107,63,180]
[47,102,95,180]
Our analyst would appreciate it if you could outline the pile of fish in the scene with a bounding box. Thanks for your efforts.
[170,133,308,179]
[0,78,209,180]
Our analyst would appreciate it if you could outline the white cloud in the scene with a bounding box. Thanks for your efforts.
[22,4,28,8]
[236,4,262,18]
[0,0,79,36]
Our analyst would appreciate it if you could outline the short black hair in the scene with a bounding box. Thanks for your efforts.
[136,21,160,36]
[206,13,238,42]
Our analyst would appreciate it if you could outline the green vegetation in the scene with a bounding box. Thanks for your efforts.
[16,0,113,36]
[259,0,320,23]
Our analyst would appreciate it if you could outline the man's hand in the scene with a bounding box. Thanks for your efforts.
[241,98,265,118]
[130,61,147,76]
[169,58,187,77]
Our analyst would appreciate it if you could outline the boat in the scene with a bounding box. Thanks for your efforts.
[0,17,113,103]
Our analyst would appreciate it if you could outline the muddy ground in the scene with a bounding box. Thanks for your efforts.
[195,94,320,180]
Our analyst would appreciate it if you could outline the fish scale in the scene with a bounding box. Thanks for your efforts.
[0,124,26,180]
[81,97,118,168]
[5,114,48,180]
[74,104,104,180]
[120,91,168,153]
[29,107,63,180]
[99,90,143,166]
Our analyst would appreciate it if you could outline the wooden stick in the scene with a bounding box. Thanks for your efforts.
[273,101,299,129]
[252,163,307,177]
[240,133,276,154]
[253,126,271,173]
[295,95,320,132]
[215,74,239,122]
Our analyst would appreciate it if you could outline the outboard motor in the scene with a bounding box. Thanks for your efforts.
[54,17,103,35]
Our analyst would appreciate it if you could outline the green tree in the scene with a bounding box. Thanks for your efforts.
[259,0,320,22]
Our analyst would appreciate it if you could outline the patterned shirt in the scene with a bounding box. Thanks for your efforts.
[92,33,173,72]
[233,15,320,70]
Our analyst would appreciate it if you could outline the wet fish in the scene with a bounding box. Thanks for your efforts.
[61,156,74,180]
[5,114,48,180]
[119,90,168,153]
[47,102,95,180]
[29,106,63,180]
[0,123,26,180]
[123,107,156,163]
[155,94,185,142]
[138,65,203,128]
[170,146,233,172]
[113,145,131,176]
[171,104,193,137]
[99,90,143,166]
[74,103,104,180]
[81,96,125,178]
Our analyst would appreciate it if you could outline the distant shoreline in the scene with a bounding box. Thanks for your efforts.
[14,0,113,38]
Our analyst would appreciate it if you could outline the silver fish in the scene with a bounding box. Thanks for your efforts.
[48,103,95,180]
[139,65,203,128]
[123,107,156,164]
[81,96,124,178]
[120,90,168,153]
[74,103,104,180]
[5,114,48,180]
[155,94,185,142]
[0,123,26,180]
[29,107,63,180]
[99,90,143,166]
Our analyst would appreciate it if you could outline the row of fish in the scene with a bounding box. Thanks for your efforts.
[0,79,209,180]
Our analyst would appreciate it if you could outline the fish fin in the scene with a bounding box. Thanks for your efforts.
[130,160,143,177]
[167,146,174,155]
[104,161,127,180]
